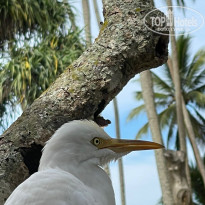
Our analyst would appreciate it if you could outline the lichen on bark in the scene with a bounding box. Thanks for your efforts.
[0,0,169,203]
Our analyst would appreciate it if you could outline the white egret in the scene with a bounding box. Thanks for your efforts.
[5,120,163,205]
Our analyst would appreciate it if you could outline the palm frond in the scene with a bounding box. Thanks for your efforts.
[163,62,173,82]
[152,72,173,94]
[134,91,143,101]
[177,35,191,76]
[154,92,171,100]
[190,155,205,205]
[193,84,205,94]
[127,104,145,121]
[176,0,185,6]
[135,122,149,139]
[190,69,205,91]
[166,115,177,148]
[192,107,205,125]
[154,92,174,108]
[187,91,205,108]
[158,104,176,130]
[186,50,205,91]
[187,109,205,143]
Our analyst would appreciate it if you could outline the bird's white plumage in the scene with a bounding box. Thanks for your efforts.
[5,120,122,205]
[5,169,96,205]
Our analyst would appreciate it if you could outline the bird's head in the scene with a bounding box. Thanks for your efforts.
[39,120,164,170]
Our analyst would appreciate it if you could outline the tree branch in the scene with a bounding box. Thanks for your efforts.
[0,0,169,203]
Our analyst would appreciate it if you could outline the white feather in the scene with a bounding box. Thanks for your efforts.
[5,120,127,205]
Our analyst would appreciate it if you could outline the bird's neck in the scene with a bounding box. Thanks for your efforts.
[74,162,115,205]
[39,157,115,205]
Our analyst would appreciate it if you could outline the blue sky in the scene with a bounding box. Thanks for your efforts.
[1,0,205,204]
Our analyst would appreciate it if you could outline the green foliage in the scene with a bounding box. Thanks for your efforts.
[0,0,75,49]
[0,30,84,110]
[128,35,205,147]
[0,1,85,129]
[156,197,163,205]
[190,156,205,205]
[127,104,145,121]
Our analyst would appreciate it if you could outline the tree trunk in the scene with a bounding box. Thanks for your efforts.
[0,0,169,203]
[166,0,192,190]
[140,70,174,205]
[82,0,92,46]
[168,57,205,203]
[167,56,192,204]
[181,97,205,188]
[166,0,186,155]
[93,0,102,29]
[164,150,191,205]
[113,97,126,205]
[64,0,77,31]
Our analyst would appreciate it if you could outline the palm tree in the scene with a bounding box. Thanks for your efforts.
[166,0,191,191]
[168,34,205,187]
[92,0,101,28]
[140,71,174,205]
[128,35,205,192]
[166,0,187,153]
[139,1,174,203]
[82,0,92,46]
[0,1,84,129]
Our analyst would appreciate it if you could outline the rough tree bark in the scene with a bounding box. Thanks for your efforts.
[0,0,169,203]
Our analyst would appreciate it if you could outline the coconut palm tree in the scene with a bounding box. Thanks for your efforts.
[140,71,174,205]
[92,0,101,28]
[129,35,205,143]
[139,0,174,203]
[82,0,91,46]
[166,0,187,154]
[128,35,205,190]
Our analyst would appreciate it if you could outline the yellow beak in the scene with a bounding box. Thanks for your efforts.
[98,138,164,153]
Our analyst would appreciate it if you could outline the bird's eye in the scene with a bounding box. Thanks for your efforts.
[91,137,101,146]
